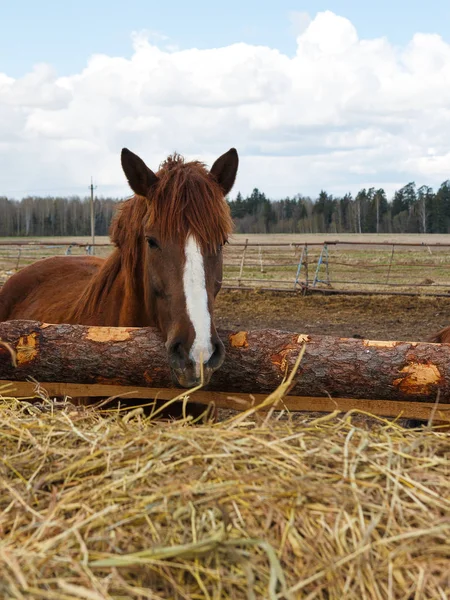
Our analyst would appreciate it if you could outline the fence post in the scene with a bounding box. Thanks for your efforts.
[305,244,309,289]
[386,244,395,284]
[325,243,330,285]
[238,238,248,287]
[258,245,265,273]
[15,248,22,270]
[294,243,307,290]
[312,243,330,287]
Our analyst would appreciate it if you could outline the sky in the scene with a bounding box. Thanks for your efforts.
[1,1,450,199]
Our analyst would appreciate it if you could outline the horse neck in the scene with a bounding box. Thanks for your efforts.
[119,239,156,326]
[72,242,155,327]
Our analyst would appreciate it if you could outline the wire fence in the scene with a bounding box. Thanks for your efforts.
[1,239,450,296]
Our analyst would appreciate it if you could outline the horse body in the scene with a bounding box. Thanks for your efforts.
[0,253,141,327]
[0,256,105,324]
[428,326,450,344]
[0,148,239,391]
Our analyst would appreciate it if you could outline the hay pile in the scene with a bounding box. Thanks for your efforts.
[0,394,449,599]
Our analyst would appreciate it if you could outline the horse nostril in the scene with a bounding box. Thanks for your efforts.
[206,340,225,370]
[171,342,182,359]
[167,339,190,369]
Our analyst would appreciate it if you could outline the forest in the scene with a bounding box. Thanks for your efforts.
[1,179,450,237]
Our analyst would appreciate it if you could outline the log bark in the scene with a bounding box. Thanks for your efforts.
[0,320,449,403]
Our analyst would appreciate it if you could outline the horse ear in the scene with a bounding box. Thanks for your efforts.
[210,148,239,196]
[121,148,158,197]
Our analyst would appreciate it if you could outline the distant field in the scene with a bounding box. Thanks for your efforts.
[1,233,450,294]
[2,232,450,245]
[232,233,450,246]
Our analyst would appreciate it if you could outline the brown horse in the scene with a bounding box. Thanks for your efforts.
[0,147,238,392]
[428,326,450,344]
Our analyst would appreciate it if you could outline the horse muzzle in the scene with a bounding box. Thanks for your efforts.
[171,365,215,388]
[167,336,226,388]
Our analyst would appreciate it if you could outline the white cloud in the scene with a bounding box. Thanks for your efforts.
[1,10,450,199]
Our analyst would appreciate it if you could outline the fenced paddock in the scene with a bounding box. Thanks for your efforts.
[222,239,450,295]
[1,233,450,598]
[2,235,450,296]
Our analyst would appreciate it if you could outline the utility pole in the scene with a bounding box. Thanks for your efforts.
[89,177,97,254]
[376,193,380,234]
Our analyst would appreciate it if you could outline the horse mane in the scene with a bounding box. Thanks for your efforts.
[112,153,233,254]
[148,153,233,253]
[70,153,233,321]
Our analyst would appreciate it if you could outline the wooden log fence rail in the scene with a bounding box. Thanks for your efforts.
[1,320,450,422]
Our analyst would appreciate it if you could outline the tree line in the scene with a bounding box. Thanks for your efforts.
[228,180,450,234]
[1,179,450,237]
[0,196,117,237]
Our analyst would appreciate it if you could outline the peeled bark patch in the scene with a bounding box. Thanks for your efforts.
[393,362,442,395]
[229,331,248,348]
[363,340,403,348]
[16,333,38,365]
[86,327,132,343]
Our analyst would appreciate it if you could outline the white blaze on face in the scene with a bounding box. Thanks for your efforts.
[183,234,213,375]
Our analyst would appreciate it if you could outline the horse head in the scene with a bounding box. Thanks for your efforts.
[120,147,238,387]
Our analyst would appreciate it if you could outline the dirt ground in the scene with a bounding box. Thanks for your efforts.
[214,290,450,341]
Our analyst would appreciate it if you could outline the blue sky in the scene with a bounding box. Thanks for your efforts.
[2,0,450,77]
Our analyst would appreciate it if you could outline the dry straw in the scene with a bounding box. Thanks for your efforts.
[0,379,449,599]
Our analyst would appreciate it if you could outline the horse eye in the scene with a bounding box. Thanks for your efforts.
[146,237,160,250]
